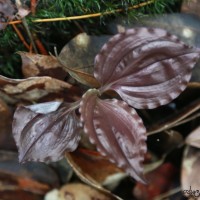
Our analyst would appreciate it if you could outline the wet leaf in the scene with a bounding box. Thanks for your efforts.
[181,146,200,195]
[186,126,200,148]
[94,28,200,109]
[79,89,147,183]
[0,0,16,30]
[109,14,200,82]
[12,101,82,163]
[58,33,110,87]
[0,75,80,104]
[19,52,67,80]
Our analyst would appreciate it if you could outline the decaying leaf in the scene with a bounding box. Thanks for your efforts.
[0,0,16,30]
[0,75,80,104]
[66,148,125,192]
[94,28,200,109]
[79,89,147,183]
[19,52,67,80]
[58,33,110,87]
[181,146,200,197]
[13,101,82,163]
[59,63,100,88]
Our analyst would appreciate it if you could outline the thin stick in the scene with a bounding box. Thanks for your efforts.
[8,0,155,24]
[11,24,30,50]
[22,18,38,53]
[31,0,37,15]
[34,35,48,55]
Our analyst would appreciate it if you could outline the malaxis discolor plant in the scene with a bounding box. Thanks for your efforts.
[12,27,200,183]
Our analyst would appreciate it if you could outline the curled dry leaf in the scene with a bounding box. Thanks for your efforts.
[66,148,125,193]
[79,89,147,183]
[58,33,110,87]
[18,52,68,80]
[0,75,80,104]
[0,0,16,30]
[94,28,200,109]
[13,101,82,163]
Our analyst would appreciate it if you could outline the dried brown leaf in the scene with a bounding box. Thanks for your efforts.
[66,148,124,190]
[0,75,80,104]
[58,33,110,87]
[19,52,67,80]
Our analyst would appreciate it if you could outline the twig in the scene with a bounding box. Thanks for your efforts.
[8,0,155,24]
[31,0,37,15]
[21,18,38,53]
[33,33,48,55]
[11,24,30,50]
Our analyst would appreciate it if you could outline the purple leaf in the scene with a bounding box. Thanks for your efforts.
[79,89,147,183]
[94,28,200,109]
[12,101,82,163]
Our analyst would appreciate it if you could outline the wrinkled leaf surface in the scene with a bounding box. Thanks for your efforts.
[94,28,200,109]
[13,101,81,163]
[79,89,147,183]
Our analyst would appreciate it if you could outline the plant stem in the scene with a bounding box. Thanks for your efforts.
[21,18,38,53]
